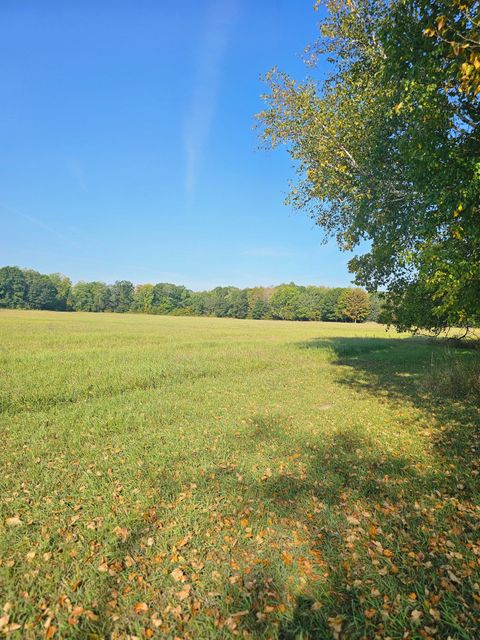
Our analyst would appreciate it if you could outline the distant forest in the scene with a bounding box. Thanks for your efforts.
[0,266,383,323]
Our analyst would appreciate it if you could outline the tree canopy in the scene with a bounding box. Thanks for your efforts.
[257,0,480,333]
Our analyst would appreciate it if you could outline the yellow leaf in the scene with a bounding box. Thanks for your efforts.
[133,602,148,614]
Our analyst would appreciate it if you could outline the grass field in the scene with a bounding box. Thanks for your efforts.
[0,310,479,639]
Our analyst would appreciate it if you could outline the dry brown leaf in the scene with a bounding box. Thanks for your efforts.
[5,516,22,527]
[150,613,162,628]
[176,534,191,548]
[176,584,191,600]
[170,567,185,582]
[124,555,135,567]
[133,602,148,614]
[261,468,272,481]
[113,526,129,542]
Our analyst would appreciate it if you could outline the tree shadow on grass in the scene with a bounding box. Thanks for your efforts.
[227,424,443,638]
[226,337,480,638]
[298,336,480,472]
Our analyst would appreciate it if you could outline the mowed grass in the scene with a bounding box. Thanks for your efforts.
[0,310,479,640]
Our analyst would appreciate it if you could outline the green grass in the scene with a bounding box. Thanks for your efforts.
[0,310,479,639]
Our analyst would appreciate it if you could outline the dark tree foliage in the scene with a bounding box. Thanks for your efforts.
[321,288,345,322]
[48,273,72,311]
[23,270,58,310]
[0,266,26,308]
[110,280,134,313]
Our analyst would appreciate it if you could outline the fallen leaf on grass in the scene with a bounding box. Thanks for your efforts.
[176,533,192,548]
[328,615,343,639]
[261,468,272,481]
[176,584,191,600]
[133,602,148,614]
[124,555,135,567]
[113,526,129,542]
[150,613,162,628]
[170,567,185,582]
[5,516,22,527]
[411,609,423,622]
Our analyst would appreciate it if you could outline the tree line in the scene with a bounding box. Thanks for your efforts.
[0,266,381,322]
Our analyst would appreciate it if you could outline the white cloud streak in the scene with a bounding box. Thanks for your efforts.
[183,0,237,202]
[65,157,88,192]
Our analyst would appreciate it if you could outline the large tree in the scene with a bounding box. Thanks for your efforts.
[258,0,480,333]
[0,266,26,308]
[338,287,371,323]
[24,270,57,310]
[110,280,134,313]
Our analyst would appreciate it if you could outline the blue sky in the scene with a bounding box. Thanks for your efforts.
[1,0,357,290]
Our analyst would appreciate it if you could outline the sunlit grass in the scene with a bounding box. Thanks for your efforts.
[0,310,478,639]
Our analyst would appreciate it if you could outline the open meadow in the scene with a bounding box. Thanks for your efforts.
[0,310,479,639]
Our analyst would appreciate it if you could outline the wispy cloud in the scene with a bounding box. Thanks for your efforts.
[0,202,83,249]
[240,247,293,258]
[183,0,237,203]
[65,157,88,192]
